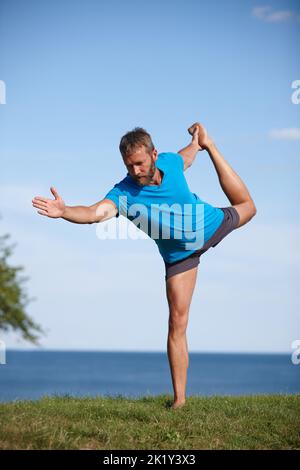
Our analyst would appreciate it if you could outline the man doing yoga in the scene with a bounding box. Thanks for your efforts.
[32,122,257,409]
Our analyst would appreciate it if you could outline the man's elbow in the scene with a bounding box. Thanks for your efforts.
[88,207,101,224]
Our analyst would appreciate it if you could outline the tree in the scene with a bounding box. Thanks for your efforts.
[0,229,44,344]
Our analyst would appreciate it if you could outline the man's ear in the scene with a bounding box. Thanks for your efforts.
[152,149,158,161]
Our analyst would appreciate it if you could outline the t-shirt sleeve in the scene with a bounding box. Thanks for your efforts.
[164,152,184,172]
[174,153,184,171]
[103,184,124,218]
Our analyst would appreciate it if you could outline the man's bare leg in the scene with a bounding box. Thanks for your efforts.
[206,141,256,227]
[188,123,257,227]
[165,266,198,409]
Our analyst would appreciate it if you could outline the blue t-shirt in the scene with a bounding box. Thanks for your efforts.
[104,152,225,264]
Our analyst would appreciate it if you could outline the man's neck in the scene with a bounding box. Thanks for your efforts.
[149,168,163,186]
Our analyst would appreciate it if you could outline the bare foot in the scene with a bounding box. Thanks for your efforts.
[171,400,186,410]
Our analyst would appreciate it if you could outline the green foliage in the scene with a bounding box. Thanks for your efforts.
[0,229,44,344]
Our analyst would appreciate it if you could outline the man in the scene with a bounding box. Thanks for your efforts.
[32,122,257,410]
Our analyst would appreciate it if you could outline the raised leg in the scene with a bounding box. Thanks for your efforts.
[165,266,198,409]
[205,141,257,228]
[187,122,257,228]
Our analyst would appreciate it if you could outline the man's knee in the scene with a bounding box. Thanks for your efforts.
[234,200,257,227]
[248,200,257,218]
[246,201,257,224]
[168,309,189,333]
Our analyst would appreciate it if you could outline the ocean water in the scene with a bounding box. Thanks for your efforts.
[0,351,299,402]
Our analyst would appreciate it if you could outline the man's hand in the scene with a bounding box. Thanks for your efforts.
[32,187,66,218]
[188,122,212,151]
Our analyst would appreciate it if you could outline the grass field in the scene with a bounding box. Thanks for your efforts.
[0,394,299,450]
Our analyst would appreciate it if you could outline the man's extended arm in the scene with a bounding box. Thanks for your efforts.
[62,200,117,224]
[32,187,117,223]
[61,206,94,224]
[177,127,201,171]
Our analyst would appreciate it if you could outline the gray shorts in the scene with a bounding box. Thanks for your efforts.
[164,206,240,281]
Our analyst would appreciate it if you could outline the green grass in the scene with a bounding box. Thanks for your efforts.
[0,394,299,450]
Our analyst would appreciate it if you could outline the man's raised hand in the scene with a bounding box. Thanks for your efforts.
[32,187,66,218]
[188,122,211,151]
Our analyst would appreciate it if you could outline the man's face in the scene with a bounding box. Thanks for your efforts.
[123,146,158,186]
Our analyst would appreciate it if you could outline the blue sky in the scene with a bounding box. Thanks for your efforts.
[0,0,299,352]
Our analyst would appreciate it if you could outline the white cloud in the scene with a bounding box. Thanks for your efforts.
[267,10,294,23]
[252,6,272,20]
[269,128,300,141]
[252,5,300,23]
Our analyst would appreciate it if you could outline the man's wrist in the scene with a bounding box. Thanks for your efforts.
[60,206,67,218]
[190,141,202,152]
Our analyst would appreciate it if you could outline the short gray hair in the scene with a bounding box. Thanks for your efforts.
[119,127,155,158]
